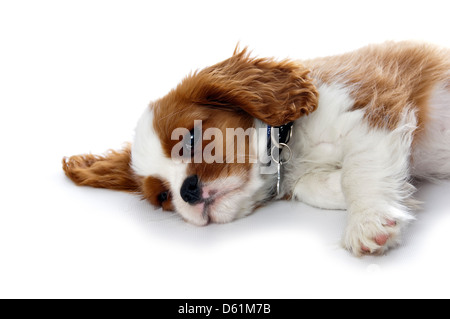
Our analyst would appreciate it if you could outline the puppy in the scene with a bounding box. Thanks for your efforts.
[63,41,450,256]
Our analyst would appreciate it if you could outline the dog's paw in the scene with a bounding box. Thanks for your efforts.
[342,208,412,256]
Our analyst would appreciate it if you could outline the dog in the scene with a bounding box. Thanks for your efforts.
[63,41,450,256]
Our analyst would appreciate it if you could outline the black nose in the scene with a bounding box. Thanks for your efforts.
[180,175,202,204]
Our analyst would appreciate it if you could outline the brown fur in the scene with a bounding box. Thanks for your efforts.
[193,47,319,126]
[149,46,319,191]
[62,144,138,192]
[139,176,174,211]
[63,42,449,213]
[304,41,450,130]
[63,47,318,209]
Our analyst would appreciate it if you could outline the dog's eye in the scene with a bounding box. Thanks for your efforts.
[157,191,169,203]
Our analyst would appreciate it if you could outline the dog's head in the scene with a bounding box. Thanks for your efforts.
[63,48,318,225]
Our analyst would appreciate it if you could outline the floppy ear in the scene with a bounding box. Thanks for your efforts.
[62,144,139,192]
[188,47,319,126]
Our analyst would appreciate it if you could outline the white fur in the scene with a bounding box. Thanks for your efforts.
[132,106,183,179]
[132,107,196,224]
[285,83,417,255]
[412,82,450,180]
[131,107,190,208]
[340,108,418,254]
[132,80,449,255]
[285,83,362,208]
[132,106,267,226]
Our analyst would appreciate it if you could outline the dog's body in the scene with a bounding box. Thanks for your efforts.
[63,42,450,255]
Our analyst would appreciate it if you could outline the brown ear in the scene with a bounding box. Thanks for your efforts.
[62,144,139,192]
[187,47,319,126]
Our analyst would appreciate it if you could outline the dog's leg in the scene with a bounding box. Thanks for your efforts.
[293,170,346,210]
[412,81,450,180]
[341,110,418,256]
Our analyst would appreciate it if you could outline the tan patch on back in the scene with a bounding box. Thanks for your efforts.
[305,41,450,131]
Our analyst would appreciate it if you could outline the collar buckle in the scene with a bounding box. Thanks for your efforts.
[266,122,294,196]
[267,122,294,157]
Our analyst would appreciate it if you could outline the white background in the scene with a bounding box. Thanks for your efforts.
[1,0,449,298]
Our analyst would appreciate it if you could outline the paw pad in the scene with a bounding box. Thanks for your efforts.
[344,216,403,256]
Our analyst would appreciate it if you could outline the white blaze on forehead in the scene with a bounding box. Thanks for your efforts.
[131,107,186,186]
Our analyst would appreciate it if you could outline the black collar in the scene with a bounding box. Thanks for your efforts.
[266,122,294,157]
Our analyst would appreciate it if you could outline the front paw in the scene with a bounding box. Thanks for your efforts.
[342,208,413,256]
